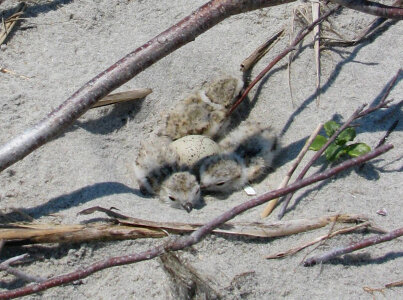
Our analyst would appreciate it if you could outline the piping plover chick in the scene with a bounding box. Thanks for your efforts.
[159,172,201,212]
[199,153,247,193]
[133,135,201,212]
[219,121,279,181]
[160,74,243,140]
[199,122,279,193]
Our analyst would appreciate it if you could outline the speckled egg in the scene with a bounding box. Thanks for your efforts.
[169,135,221,166]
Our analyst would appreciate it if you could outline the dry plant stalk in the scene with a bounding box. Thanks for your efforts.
[0,67,30,79]
[240,29,284,72]
[278,69,401,219]
[0,2,25,45]
[1,0,400,174]
[265,222,371,259]
[363,280,403,296]
[312,1,321,106]
[0,144,393,299]
[261,122,323,218]
[91,88,152,108]
[304,226,403,266]
[229,5,340,115]
[0,223,166,244]
[0,212,369,244]
[0,0,299,173]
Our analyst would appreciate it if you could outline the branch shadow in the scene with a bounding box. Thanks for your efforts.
[325,251,403,266]
[21,0,74,18]
[72,99,145,135]
[2,182,141,221]
[281,19,399,137]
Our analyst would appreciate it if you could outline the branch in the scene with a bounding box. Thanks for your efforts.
[304,226,403,266]
[0,144,393,299]
[0,0,296,173]
[260,123,324,218]
[278,69,401,219]
[228,5,340,114]
[0,254,45,283]
[329,0,403,19]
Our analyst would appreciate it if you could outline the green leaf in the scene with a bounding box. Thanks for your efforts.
[325,143,346,161]
[346,143,371,158]
[324,121,340,137]
[309,135,328,151]
[336,127,356,145]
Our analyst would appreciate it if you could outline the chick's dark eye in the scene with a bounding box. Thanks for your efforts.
[216,182,225,186]
[168,196,176,201]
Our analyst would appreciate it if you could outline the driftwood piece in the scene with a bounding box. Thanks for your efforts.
[0,223,166,244]
[0,209,370,245]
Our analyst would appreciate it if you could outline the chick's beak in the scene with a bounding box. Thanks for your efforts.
[183,203,193,213]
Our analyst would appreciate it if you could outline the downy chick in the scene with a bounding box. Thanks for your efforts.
[199,153,247,193]
[159,172,201,212]
[199,122,279,193]
[219,121,279,181]
[160,74,243,140]
[133,135,201,212]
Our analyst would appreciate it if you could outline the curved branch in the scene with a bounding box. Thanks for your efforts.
[330,0,403,19]
[0,144,393,299]
[0,0,295,173]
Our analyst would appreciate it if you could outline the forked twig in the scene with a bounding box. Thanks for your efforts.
[0,254,45,283]
[0,144,393,299]
[330,0,403,19]
[304,226,403,266]
[228,5,340,115]
[278,69,401,219]
[265,222,371,259]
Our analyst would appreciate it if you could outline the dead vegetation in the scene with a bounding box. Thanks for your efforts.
[0,0,402,298]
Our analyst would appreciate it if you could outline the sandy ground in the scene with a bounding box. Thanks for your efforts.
[0,0,402,299]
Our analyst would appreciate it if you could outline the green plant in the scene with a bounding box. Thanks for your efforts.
[309,121,371,161]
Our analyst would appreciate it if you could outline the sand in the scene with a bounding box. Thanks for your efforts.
[0,0,402,299]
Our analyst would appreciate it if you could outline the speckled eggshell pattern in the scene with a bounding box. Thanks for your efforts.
[169,135,221,166]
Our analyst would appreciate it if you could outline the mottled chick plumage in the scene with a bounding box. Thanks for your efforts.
[133,135,201,212]
[199,122,280,193]
[219,121,279,181]
[160,172,201,212]
[199,153,247,193]
[160,75,243,140]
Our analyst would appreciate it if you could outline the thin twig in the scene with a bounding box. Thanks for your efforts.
[278,69,401,219]
[228,5,340,115]
[265,222,371,259]
[0,0,297,173]
[0,254,45,283]
[303,226,403,266]
[312,1,321,106]
[0,144,393,299]
[0,2,26,45]
[363,279,403,296]
[329,0,403,19]
[261,123,323,218]
[278,104,366,218]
